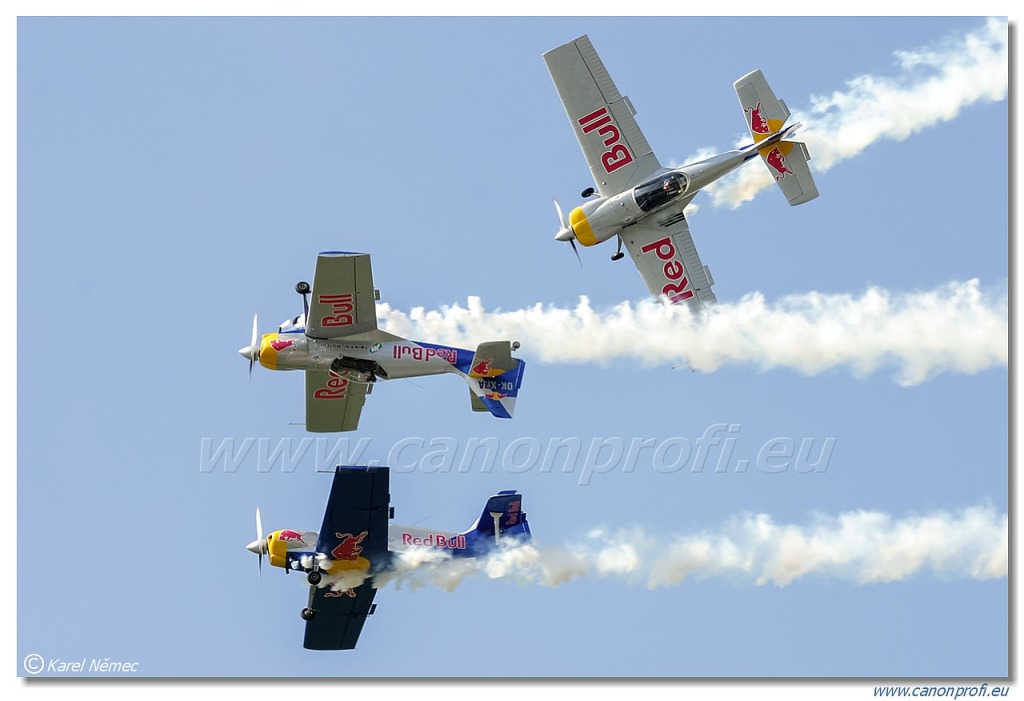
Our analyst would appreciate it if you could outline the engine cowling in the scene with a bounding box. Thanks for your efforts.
[567,190,641,247]
[266,529,318,568]
[258,333,307,371]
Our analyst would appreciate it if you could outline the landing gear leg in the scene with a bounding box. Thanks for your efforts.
[611,236,625,262]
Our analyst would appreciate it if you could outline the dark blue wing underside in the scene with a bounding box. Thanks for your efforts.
[303,467,391,651]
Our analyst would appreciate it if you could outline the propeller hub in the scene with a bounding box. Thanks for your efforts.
[238,345,259,361]
[246,539,267,555]
[555,227,575,242]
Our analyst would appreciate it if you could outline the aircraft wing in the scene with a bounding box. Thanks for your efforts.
[544,35,661,197]
[305,370,369,433]
[620,208,717,313]
[305,252,380,340]
[304,467,391,651]
[302,577,379,651]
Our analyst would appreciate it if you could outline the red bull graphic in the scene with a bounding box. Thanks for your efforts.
[277,529,305,543]
[472,358,494,376]
[318,293,355,328]
[639,236,694,303]
[312,370,349,400]
[331,531,367,561]
[764,147,794,180]
[504,499,521,526]
[745,101,770,135]
[577,106,634,174]
[324,587,357,599]
[270,338,294,352]
[401,532,468,550]
[485,391,508,401]
[392,344,458,364]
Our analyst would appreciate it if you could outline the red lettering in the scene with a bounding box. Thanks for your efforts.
[393,344,458,364]
[313,371,349,400]
[578,107,609,131]
[640,237,676,261]
[602,144,633,173]
[318,293,354,328]
[578,107,635,174]
[597,123,621,147]
[640,237,695,303]
[663,259,685,281]
[664,280,694,302]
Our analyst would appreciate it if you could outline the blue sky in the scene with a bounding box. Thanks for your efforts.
[14,13,1009,690]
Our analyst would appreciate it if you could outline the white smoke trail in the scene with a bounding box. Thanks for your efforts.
[377,504,1006,592]
[377,279,1007,386]
[704,17,1008,208]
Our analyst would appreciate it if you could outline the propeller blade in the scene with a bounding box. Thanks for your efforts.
[239,314,260,381]
[553,199,582,267]
[569,238,582,268]
[553,199,573,241]
[255,507,264,577]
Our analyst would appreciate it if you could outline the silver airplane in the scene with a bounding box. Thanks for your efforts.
[239,252,525,432]
[544,35,818,311]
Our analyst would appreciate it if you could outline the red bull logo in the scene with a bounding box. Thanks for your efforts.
[472,358,494,376]
[313,370,349,400]
[746,101,770,135]
[504,499,521,526]
[577,106,634,174]
[277,529,305,543]
[401,532,468,550]
[485,391,508,401]
[392,344,458,364]
[324,587,357,599]
[270,338,294,352]
[764,147,794,180]
[318,293,354,328]
[331,531,367,561]
[639,236,694,303]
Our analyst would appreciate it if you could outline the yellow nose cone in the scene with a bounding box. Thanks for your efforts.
[569,207,597,247]
[258,333,280,370]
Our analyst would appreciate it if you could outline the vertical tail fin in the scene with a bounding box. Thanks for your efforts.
[735,69,818,206]
[467,341,525,419]
[461,491,531,554]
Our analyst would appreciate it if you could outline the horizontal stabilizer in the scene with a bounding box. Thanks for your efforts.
[735,69,789,140]
[735,69,818,205]
[469,341,515,378]
[762,140,818,205]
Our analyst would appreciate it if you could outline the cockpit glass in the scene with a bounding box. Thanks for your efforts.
[278,314,305,333]
[635,173,688,213]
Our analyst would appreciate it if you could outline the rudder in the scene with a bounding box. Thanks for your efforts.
[466,342,525,419]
